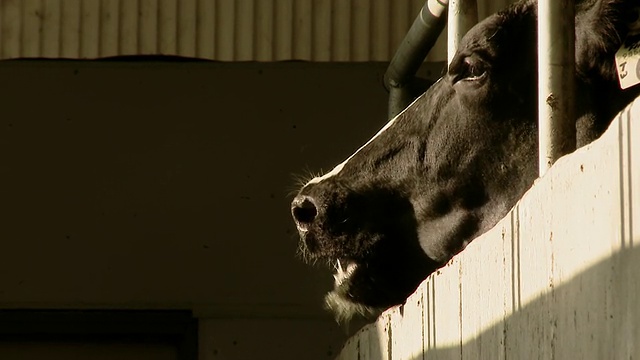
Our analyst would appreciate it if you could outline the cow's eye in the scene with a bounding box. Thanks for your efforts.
[451,57,487,84]
[465,59,486,79]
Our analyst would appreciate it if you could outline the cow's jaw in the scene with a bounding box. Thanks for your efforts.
[325,259,385,322]
[333,259,357,287]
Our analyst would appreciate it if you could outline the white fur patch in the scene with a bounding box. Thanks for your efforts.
[305,89,434,186]
[305,116,399,185]
[333,260,358,287]
[324,292,383,323]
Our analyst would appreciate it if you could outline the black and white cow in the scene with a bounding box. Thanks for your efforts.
[291,0,640,321]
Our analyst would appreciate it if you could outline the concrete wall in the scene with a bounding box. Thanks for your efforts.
[336,98,640,359]
[0,59,445,359]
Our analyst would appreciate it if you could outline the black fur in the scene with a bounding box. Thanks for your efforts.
[292,0,640,321]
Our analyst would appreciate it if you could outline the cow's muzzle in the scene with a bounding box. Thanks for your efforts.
[291,194,318,232]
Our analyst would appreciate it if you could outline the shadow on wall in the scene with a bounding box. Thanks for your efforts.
[361,244,639,359]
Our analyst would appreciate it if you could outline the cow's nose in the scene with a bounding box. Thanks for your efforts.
[291,195,318,230]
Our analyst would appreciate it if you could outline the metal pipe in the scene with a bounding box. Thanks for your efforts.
[538,0,576,175]
[384,0,448,119]
[447,0,478,65]
[388,85,417,120]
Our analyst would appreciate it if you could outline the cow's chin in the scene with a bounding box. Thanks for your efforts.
[323,259,385,323]
[312,230,436,323]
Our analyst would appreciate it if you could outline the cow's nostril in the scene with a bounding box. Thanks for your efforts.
[292,195,318,226]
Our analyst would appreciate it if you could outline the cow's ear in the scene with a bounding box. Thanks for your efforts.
[575,0,639,81]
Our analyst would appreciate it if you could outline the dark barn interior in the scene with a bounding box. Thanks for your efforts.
[0,59,398,359]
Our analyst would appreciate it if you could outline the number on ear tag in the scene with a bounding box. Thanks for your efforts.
[615,34,640,90]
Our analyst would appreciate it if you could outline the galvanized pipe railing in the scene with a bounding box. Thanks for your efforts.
[447,0,478,65]
[384,0,449,119]
[537,0,576,175]
[386,0,576,175]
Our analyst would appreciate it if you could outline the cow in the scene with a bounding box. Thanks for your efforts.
[291,0,640,322]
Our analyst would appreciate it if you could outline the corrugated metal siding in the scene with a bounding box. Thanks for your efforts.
[0,0,515,61]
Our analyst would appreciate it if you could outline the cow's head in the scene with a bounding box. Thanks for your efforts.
[291,0,640,321]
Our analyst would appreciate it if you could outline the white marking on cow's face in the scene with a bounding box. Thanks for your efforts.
[333,259,358,287]
[305,83,440,186]
[305,117,397,185]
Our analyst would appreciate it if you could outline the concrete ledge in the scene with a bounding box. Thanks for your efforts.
[337,97,640,359]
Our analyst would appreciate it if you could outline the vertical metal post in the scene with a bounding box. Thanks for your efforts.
[447,0,478,65]
[538,0,576,175]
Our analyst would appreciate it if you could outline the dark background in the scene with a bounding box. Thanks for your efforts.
[0,59,441,359]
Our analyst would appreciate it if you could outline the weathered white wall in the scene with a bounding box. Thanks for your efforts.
[0,0,516,61]
[337,97,640,359]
